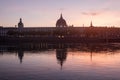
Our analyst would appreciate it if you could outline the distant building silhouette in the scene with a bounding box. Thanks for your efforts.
[1,14,120,42]
[90,21,93,27]
[18,18,24,29]
[56,14,67,27]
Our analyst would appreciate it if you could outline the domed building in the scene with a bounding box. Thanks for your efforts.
[56,14,67,27]
[18,18,24,29]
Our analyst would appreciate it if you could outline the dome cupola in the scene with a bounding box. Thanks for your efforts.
[18,18,24,29]
[56,14,67,27]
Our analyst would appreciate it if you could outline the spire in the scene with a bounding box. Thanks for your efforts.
[90,21,93,27]
[60,13,63,19]
[20,18,22,23]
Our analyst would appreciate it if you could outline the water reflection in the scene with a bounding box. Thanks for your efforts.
[1,43,120,80]
[56,45,67,69]
[18,49,24,64]
[0,43,120,66]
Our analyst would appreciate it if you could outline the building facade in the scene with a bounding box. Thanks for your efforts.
[0,14,120,40]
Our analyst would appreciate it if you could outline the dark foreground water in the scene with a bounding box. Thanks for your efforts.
[0,43,120,80]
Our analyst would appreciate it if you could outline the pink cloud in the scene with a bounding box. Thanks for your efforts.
[81,11,101,16]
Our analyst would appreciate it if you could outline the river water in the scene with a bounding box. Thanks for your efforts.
[0,43,120,80]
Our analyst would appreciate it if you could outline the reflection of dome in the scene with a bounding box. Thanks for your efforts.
[18,49,24,64]
[56,48,67,70]
[56,14,67,27]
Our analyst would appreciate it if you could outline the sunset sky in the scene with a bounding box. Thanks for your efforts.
[1,0,120,27]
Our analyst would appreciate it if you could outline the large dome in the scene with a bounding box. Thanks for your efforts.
[56,14,67,27]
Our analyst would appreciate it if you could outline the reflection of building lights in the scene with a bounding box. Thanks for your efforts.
[62,36,64,38]
[58,36,61,38]
[58,35,64,38]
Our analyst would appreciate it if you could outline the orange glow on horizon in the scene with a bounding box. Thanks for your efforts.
[68,51,120,66]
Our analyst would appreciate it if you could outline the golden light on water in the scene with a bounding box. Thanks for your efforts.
[67,51,120,67]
